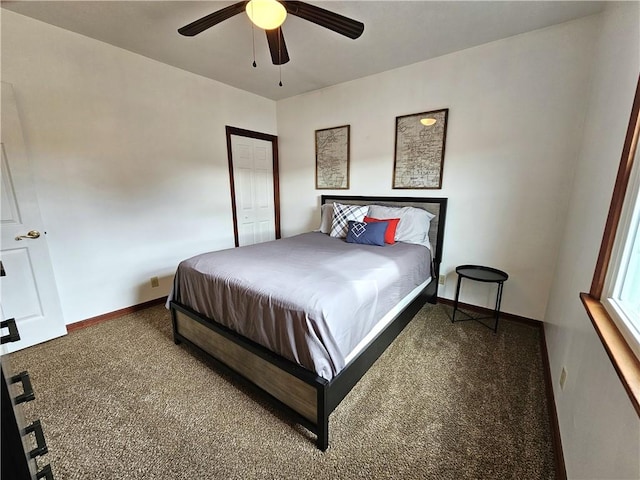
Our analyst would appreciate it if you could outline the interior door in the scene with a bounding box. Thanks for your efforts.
[227,127,280,247]
[0,83,67,353]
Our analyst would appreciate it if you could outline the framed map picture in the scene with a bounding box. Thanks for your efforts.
[315,125,350,189]
[393,109,448,189]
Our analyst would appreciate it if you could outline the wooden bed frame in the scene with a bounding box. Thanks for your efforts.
[170,195,447,450]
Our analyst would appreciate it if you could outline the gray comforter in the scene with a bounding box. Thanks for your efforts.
[169,232,431,380]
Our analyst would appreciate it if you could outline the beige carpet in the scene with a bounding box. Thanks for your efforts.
[9,303,556,479]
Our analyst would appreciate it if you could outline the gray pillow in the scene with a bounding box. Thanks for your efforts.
[367,205,435,247]
[319,203,334,234]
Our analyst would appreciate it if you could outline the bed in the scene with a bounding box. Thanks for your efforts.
[169,195,447,450]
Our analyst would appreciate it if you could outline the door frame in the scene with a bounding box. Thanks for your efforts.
[225,126,281,247]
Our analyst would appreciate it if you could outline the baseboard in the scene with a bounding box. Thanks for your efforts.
[66,297,167,333]
[436,297,541,327]
[437,296,566,479]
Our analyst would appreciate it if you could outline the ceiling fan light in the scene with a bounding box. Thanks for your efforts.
[420,118,437,126]
[246,0,287,30]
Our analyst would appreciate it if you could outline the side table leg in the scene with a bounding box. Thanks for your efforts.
[452,275,462,323]
[494,282,504,333]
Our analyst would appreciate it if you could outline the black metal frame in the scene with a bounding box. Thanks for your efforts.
[170,195,447,450]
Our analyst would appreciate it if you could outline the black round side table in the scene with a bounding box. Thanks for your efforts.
[452,265,509,333]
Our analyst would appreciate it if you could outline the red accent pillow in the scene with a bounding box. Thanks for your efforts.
[364,216,400,244]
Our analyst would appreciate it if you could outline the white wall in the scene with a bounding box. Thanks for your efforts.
[277,16,598,321]
[544,3,640,479]
[1,10,277,324]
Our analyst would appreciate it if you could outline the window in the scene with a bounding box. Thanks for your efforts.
[583,75,640,416]
[602,146,640,359]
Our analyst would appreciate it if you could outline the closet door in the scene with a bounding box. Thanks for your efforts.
[226,127,280,247]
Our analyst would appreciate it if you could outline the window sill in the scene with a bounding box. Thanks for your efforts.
[580,292,640,416]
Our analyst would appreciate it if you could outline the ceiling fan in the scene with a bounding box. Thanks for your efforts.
[178,0,365,66]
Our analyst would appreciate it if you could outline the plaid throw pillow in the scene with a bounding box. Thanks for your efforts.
[330,203,369,238]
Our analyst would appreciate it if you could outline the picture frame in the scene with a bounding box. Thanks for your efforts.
[315,125,350,190]
[393,108,448,189]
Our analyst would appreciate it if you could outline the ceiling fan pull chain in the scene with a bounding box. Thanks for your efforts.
[251,22,257,67]
[278,27,283,86]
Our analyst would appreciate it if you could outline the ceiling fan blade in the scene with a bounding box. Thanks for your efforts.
[283,1,364,39]
[178,1,247,36]
[266,28,290,65]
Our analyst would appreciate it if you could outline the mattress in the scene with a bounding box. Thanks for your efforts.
[168,232,432,380]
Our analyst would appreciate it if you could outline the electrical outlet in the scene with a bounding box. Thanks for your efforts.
[438,274,446,285]
[560,367,567,390]
[150,276,159,288]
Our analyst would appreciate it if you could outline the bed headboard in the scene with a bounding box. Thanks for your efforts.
[320,195,448,264]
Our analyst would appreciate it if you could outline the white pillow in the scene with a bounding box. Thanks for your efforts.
[330,202,369,238]
[319,203,334,234]
[368,205,435,247]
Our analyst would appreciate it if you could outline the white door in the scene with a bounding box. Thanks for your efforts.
[0,83,66,353]
[231,135,276,246]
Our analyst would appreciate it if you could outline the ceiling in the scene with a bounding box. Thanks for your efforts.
[1,1,606,100]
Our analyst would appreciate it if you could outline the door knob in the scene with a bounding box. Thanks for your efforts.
[15,230,41,241]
